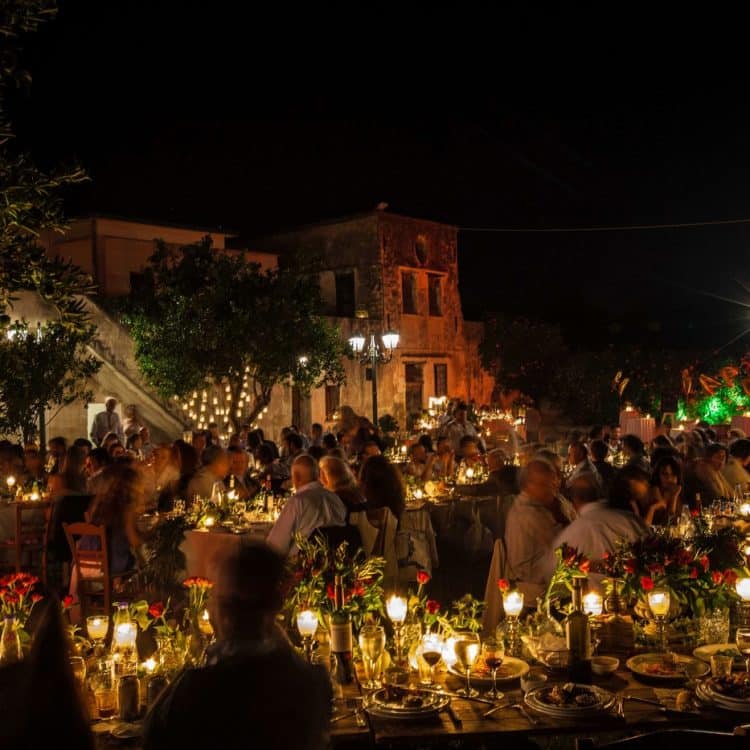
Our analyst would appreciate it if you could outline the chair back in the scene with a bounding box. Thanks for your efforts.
[63,522,110,618]
[2,502,52,579]
[481,537,508,637]
[51,494,93,562]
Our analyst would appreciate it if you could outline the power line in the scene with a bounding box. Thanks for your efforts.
[460,217,750,233]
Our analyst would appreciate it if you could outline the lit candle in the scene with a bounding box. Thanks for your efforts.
[583,591,603,617]
[198,608,213,636]
[413,488,424,501]
[401,445,407,455]
[647,589,670,617]
[736,578,750,601]
[113,622,137,648]
[386,595,407,624]
[87,615,109,641]
[465,467,475,480]
[6,475,15,491]
[740,503,750,517]
[296,610,318,637]
[142,657,157,673]
[29,489,40,502]
[203,515,215,528]
[503,590,524,617]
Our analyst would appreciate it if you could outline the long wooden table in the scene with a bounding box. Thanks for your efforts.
[331,662,750,748]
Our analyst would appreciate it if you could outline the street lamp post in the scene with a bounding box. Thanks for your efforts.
[347,311,399,426]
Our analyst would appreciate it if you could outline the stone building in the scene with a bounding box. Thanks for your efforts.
[10,211,492,444]
[258,210,494,431]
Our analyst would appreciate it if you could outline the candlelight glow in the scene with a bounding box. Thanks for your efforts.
[648,589,670,617]
[740,503,750,518]
[296,610,318,637]
[6,475,15,489]
[465,467,474,480]
[736,578,750,601]
[113,622,137,648]
[87,615,109,641]
[143,657,157,673]
[583,592,603,617]
[503,590,524,617]
[203,515,216,528]
[386,595,407,624]
[413,488,424,501]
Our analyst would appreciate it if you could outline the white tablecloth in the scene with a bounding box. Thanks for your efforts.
[620,415,655,444]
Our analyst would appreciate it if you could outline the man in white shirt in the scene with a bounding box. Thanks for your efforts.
[548,473,648,575]
[441,402,483,454]
[504,459,573,602]
[90,397,124,446]
[566,442,602,492]
[267,454,346,556]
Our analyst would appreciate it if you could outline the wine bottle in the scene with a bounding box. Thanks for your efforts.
[330,574,354,684]
[564,578,592,683]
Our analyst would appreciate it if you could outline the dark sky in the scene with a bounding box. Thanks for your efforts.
[9,2,750,353]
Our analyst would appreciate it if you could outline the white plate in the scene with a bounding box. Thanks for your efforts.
[626,653,709,681]
[693,643,744,667]
[110,722,142,739]
[696,681,750,712]
[448,656,530,685]
[364,690,449,720]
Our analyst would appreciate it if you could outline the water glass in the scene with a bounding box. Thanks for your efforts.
[710,654,733,679]
[454,633,480,698]
[358,625,386,690]
[698,609,730,645]
[173,499,186,515]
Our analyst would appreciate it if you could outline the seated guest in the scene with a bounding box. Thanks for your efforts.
[457,434,483,467]
[504,459,573,602]
[609,464,657,524]
[139,426,154,459]
[46,436,67,474]
[85,447,112,496]
[403,442,438,481]
[310,422,324,448]
[685,442,734,505]
[192,430,208,459]
[254,443,290,494]
[418,434,434,453]
[359,454,406,522]
[72,437,92,457]
[649,455,684,522]
[143,542,331,750]
[459,449,519,497]
[622,434,650,473]
[319,455,366,515]
[590,440,616,496]
[126,432,144,459]
[566,442,601,489]
[606,425,622,450]
[723,438,750,492]
[548,473,647,568]
[47,446,87,499]
[431,436,455,479]
[172,440,199,498]
[322,433,338,452]
[267,454,346,556]
[84,463,144,574]
[187,445,230,500]
[224,446,253,499]
[441,402,482,453]
[22,446,47,489]
[282,432,305,469]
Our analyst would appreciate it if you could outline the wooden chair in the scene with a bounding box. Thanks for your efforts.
[63,522,136,620]
[0,501,53,584]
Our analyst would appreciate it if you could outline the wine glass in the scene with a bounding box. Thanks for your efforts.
[481,637,505,700]
[735,628,750,673]
[454,633,480,698]
[358,624,386,690]
[420,632,444,686]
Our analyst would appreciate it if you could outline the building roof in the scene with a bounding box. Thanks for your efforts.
[77,213,240,237]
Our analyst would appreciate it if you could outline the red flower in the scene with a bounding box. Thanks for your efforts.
[624,559,637,574]
[183,577,213,589]
[148,602,165,619]
[724,570,738,586]
[579,558,590,574]
[699,555,710,572]
[689,567,699,579]
[647,563,665,576]
[417,571,430,585]
[712,570,724,585]
[691,509,700,517]
[31,593,43,604]
[62,595,74,609]
[677,549,693,566]
[326,584,336,601]
[497,579,510,592]
[425,599,441,615]
[640,576,654,591]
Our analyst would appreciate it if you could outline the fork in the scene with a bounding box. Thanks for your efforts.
[510,702,539,725]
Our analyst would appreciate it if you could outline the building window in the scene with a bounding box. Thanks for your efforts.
[335,271,355,317]
[325,385,340,421]
[402,271,417,314]
[428,274,442,316]
[434,364,448,397]
[415,236,428,265]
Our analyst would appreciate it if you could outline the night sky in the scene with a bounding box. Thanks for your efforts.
[8,3,750,354]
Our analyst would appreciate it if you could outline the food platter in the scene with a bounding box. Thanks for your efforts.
[364,687,450,720]
[447,656,529,685]
[696,675,750,712]
[692,643,745,669]
[626,653,709,681]
[524,683,615,718]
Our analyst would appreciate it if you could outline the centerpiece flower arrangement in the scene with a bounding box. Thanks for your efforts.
[544,544,591,613]
[0,573,43,641]
[284,535,386,633]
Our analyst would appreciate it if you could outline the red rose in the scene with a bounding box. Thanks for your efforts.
[148,602,165,619]
[712,570,724,585]
[326,584,336,601]
[31,593,43,604]
[724,570,738,586]
[647,563,665,576]
[691,509,700,517]
[62,595,74,609]
[699,555,710,572]
[417,571,430,585]
[579,558,591,574]
[425,599,440,615]
[677,549,693,566]
[624,559,637,574]
[689,567,699,579]
[640,576,654,591]
[497,579,510,592]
